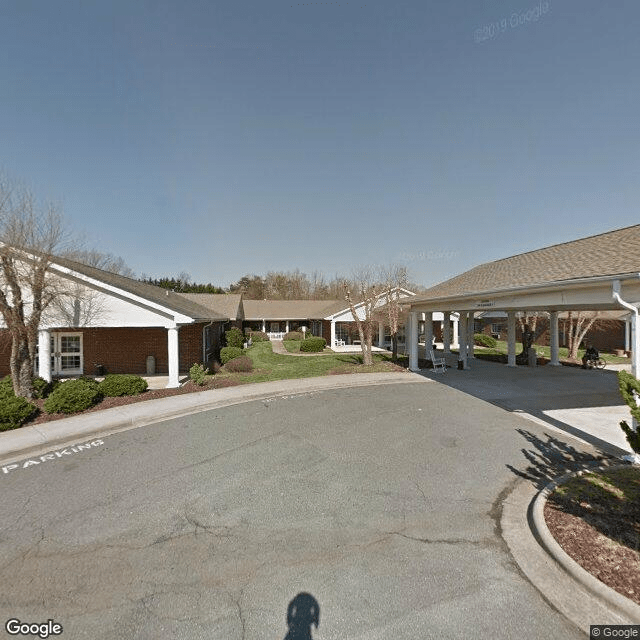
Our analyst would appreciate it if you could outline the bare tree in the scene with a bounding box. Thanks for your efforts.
[343,266,400,366]
[563,311,619,360]
[375,265,409,361]
[63,248,136,278]
[0,179,72,398]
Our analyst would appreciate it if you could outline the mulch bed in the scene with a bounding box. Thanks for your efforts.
[544,466,640,605]
[25,378,242,427]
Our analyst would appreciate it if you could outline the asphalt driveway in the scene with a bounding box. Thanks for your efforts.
[0,380,600,639]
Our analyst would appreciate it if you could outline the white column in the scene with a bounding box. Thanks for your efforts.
[167,326,180,388]
[452,315,459,348]
[632,313,640,380]
[262,319,266,332]
[507,311,516,367]
[458,312,467,369]
[425,313,433,353]
[549,311,560,366]
[378,321,385,347]
[330,319,336,349]
[409,312,419,371]
[38,329,52,382]
[467,312,475,359]
[443,312,451,354]
[285,320,289,333]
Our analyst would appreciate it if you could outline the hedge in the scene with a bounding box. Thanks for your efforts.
[283,331,303,341]
[220,346,244,364]
[0,395,38,431]
[300,337,326,352]
[247,331,269,342]
[473,333,497,349]
[224,356,254,373]
[99,374,148,397]
[43,378,103,414]
[189,363,209,386]
[225,327,245,349]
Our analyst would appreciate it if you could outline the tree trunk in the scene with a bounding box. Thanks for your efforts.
[10,333,35,398]
[391,333,398,361]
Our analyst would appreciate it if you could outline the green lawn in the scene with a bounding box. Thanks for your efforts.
[213,341,405,384]
[472,340,630,364]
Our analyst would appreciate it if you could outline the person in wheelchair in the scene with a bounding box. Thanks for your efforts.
[582,343,599,368]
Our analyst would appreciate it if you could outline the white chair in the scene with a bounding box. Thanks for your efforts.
[334,339,346,347]
[430,350,447,373]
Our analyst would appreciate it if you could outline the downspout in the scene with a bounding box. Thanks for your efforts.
[612,279,640,449]
[612,279,640,378]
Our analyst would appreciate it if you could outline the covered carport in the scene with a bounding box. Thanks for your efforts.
[406,225,640,378]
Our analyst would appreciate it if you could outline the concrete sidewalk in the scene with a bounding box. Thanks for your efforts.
[418,354,635,457]
[0,372,426,462]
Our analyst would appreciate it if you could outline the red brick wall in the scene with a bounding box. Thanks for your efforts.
[0,323,212,377]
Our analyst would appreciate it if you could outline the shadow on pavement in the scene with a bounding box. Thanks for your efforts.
[284,592,320,640]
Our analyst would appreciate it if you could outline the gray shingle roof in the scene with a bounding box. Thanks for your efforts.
[176,293,243,320]
[413,224,640,302]
[242,299,346,320]
[48,255,228,321]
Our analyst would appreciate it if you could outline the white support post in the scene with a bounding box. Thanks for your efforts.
[409,312,419,371]
[507,311,516,367]
[285,320,290,333]
[167,326,180,388]
[452,315,459,348]
[443,312,451,354]
[330,319,337,349]
[632,312,640,381]
[38,329,52,382]
[549,311,560,366]
[262,319,266,333]
[378,321,385,348]
[458,312,468,369]
[467,312,475,359]
[425,313,433,353]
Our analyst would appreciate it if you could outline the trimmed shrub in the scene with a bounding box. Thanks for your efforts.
[473,333,497,349]
[284,331,303,341]
[220,346,244,364]
[247,331,269,342]
[99,374,148,397]
[300,337,326,352]
[44,378,103,414]
[0,395,38,431]
[225,327,245,349]
[224,356,254,373]
[0,376,58,399]
[189,363,209,386]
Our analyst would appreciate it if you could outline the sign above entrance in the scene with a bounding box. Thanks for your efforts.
[476,300,496,308]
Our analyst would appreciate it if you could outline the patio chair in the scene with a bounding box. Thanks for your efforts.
[334,339,346,347]
[430,350,447,373]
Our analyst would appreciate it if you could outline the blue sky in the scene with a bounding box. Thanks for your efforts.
[1,0,639,288]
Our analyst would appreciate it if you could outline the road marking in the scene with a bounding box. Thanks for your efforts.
[1,439,104,475]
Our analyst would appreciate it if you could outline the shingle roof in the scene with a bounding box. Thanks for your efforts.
[242,299,346,320]
[176,293,243,320]
[414,224,640,302]
[47,255,228,321]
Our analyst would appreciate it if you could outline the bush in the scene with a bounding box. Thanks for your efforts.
[0,376,58,399]
[189,363,209,386]
[225,327,245,349]
[220,346,244,364]
[300,337,326,352]
[473,333,497,349]
[0,395,38,431]
[44,378,103,414]
[284,331,303,341]
[99,374,148,397]
[247,331,269,342]
[224,356,254,373]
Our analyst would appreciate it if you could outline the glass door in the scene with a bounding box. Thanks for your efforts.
[54,333,83,375]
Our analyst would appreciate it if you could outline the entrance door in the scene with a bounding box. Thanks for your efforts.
[53,333,83,376]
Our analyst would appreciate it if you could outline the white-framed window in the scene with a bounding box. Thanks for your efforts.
[35,332,84,376]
